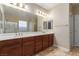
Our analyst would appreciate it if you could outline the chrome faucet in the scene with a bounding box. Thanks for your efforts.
[15,32,21,36]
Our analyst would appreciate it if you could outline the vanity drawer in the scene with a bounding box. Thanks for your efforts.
[42,35,49,49]
[0,39,21,47]
[35,36,43,53]
[22,37,35,56]
[23,37,34,43]
[48,34,54,47]
[0,44,22,56]
[0,38,21,47]
[0,38,22,56]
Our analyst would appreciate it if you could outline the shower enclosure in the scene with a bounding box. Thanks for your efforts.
[70,4,79,47]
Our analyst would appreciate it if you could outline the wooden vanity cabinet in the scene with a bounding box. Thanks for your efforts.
[48,34,54,47]
[0,34,54,56]
[35,36,43,53]
[22,37,35,56]
[0,38,22,56]
[42,35,49,50]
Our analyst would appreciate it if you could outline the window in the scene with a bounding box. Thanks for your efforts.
[19,21,27,28]
[19,21,27,32]
[48,20,53,29]
[43,20,53,30]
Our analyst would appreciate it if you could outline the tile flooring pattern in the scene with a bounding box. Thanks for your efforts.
[35,46,79,56]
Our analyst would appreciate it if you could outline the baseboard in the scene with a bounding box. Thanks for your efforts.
[53,44,57,47]
[54,45,70,52]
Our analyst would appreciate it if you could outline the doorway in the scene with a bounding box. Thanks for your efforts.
[70,4,79,47]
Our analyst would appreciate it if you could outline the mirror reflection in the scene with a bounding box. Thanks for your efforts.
[3,5,19,33]
[0,4,53,34]
[0,7,3,33]
[2,5,38,33]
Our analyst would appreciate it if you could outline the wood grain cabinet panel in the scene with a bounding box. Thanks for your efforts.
[35,36,43,53]
[48,34,54,47]
[42,35,49,49]
[0,38,22,56]
[0,34,54,56]
[0,44,21,56]
[22,37,35,56]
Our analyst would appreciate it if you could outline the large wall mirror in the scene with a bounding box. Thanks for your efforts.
[0,7,3,33]
[3,5,19,33]
[18,10,37,32]
[0,4,50,34]
[0,4,38,33]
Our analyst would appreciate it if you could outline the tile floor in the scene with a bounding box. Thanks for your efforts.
[35,46,79,56]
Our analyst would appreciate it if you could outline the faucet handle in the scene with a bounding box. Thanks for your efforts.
[20,32,23,36]
[16,33,18,36]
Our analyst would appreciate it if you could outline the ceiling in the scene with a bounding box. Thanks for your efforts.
[36,3,59,11]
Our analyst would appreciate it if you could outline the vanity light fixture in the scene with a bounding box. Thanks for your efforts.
[13,3,17,6]
[25,5,29,9]
[24,5,30,12]
[19,3,23,8]
[36,9,48,17]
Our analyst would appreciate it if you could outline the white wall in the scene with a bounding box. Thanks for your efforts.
[49,4,70,50]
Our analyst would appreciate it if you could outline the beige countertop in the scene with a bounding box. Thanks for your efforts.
[0,32,54,41]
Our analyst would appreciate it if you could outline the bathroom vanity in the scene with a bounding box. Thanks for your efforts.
[0,33,54,56]
[0,4,54,56]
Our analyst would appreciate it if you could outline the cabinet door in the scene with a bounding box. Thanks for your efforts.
[0,44,21,56]
[0,39,22,56]
[8,44,21,56]
[48,34,54,47]
[35,36,42,53]
[42,35,49,49]
[23,37,35,56]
